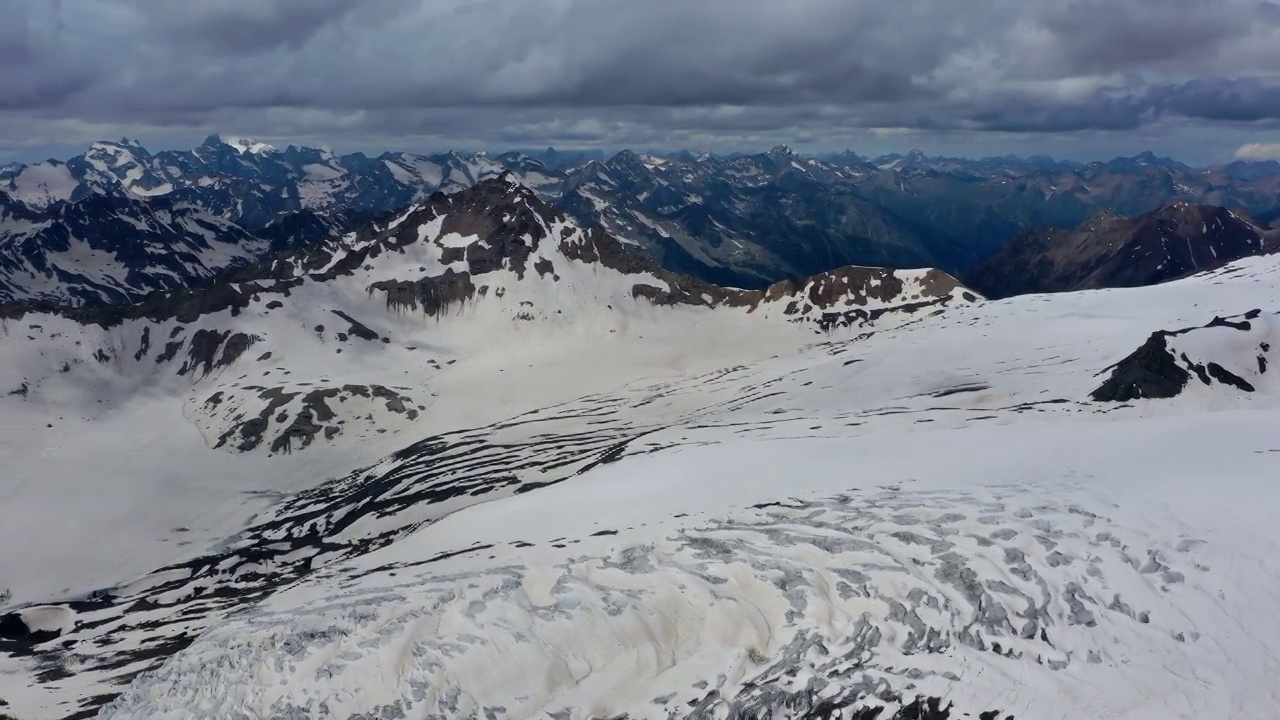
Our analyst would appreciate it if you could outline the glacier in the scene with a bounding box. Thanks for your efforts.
[0,180,1277,719]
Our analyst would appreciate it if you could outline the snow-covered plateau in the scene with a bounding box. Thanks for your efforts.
[0,178,1277,719]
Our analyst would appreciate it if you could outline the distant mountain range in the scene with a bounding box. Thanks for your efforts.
[2,137,1279,304]
[0,188,358,305]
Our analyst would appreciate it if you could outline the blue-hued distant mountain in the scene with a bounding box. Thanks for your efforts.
[3,137,1279,304]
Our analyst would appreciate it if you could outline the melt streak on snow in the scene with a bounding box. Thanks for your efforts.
[1,187,1278,719]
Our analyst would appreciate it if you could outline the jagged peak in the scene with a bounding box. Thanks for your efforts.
[1133,150,1163,164]
[478,171,535,196]
[87,138,146,158]
[222,136,277,155]
[1154,200,1234,217]
[609,148,641,161]
[605,149,649,172]
[196,134,276,155]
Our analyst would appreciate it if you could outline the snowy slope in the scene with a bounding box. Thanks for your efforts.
[1,181,1277,719]
[2,162,80,208]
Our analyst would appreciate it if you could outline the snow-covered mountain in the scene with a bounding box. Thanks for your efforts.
[0,190,357,306]
[9,139,1279,296]
[0,140,581,309]
[0,137,554,229]
[2,172,1279,719]
[0,190,259,306]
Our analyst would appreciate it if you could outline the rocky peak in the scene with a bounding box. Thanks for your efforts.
[452,172,541,208]
[608,148,642,163]
[1149,202,1259,235]
[603,149,653,180]
[827,150,868,166]
[765,144,798,163]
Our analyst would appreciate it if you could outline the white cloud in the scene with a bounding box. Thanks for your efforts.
[1234,142,1280,160]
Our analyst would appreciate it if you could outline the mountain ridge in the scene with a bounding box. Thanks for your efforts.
[968,201,1280,297]
[0,189,365,307]
[6,139,1279,294]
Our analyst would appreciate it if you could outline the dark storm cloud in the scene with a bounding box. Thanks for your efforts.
[0,0,101,110]
[3,0,1280,158]
[1033,0,1247,75]
[148,0,358,55]
[36,0,948,113]
[1153,78,1280,123]
[1259,1,1280,21]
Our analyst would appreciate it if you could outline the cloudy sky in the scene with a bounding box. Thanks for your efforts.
[5,0,1280,164]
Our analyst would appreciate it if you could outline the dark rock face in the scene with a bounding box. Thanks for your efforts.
[1091,332,1191,402]
[132,325,151,361]
[370,270,478,316]
[0,611,63,654]
[1092,311,1272,401]
[329,310,379,341]
[533,256,555,278]
[970,203,1278,298]
[177,330,257,378]
[216,332,255,368]
[1206,362,1256,392]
